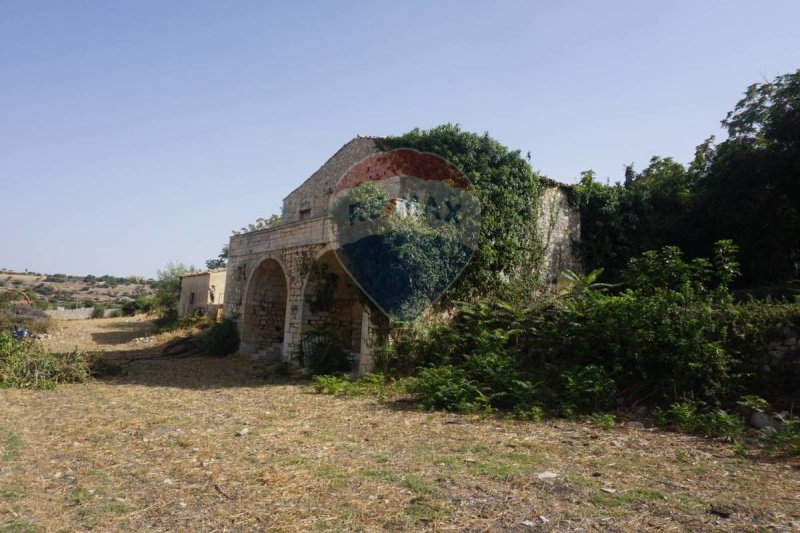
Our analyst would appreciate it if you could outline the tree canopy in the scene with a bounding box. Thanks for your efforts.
[577,69,800,286]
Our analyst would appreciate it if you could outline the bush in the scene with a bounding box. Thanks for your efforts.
[0,304,52,334]
[415,366,489,413]
[302,323,355,376]
[652,400,745,439]
[759,418,800,456]
[0,333,92,389]
[202,318,240,357]
[91,305,105,319]
[121,300,138,316]
[377,242,800,421]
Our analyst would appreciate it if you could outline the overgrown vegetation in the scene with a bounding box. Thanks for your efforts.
[0,333,93,389]
[576,69,800,287]
[152,261,196,330]
[317,242,800,455]
[378,125,548,303]
[202,318,240,356]
[301,322,354,376]
[0,304,51,334]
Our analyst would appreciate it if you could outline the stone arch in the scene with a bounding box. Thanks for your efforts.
[299,249,364,367]
[241,257,289,360]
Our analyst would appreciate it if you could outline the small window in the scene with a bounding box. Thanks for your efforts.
[209,286,215,303]
[189,292,195,305]
[299,208,311,221]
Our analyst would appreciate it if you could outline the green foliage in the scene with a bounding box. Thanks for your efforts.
[383,242,800,420]
[90,305,105,319]
[233,214,281,235]
[0,333,93,389]
[312,373,386,396]
[588,413,616,430]
[121,294,155,316]
[758,418,800,456]
[575,70,800,286]
[738,395,769,413]
[302,323,355,376]
[652,401,744,439]
[205,245,229,270]
[378,124,547,302]
[153,261,196,328]
[311,374,418,403]
[202,318,240,357]
[415,366,489,414]
[557,365,616,414]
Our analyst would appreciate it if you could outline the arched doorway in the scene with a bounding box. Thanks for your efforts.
[300,251,364,368]
[241,258,288,360]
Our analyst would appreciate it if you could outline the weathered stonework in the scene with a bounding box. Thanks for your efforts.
[223,136,582,373]
[537,184,582,286]
[178,269,226,317]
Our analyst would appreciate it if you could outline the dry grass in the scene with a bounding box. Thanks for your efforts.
[1,317,799,532]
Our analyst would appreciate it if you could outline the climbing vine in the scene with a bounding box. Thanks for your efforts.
[377,124,548,304]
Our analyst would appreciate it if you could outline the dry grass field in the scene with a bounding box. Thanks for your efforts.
[1,317,799,532]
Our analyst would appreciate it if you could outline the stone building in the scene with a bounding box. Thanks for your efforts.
[178,269,226,318]
[222,136,580,372]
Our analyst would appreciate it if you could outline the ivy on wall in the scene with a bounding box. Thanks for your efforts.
[377,124,548,304]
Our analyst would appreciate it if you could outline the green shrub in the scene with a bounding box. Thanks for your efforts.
[202,318,240,357]
[90,305,105,319]
[311,374,420,403]
[652,400,744,439]
[556,365,616,414]
[179,309,213,329]
[302,323,355,376]
[759,418,800,456]
[588,413,616,430]
[312,373,387,396]
[415,366,489,413]
[121,300,139,316]
[0,333,92,389]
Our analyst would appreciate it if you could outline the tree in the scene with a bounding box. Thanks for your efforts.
[234,214,281,235]
[694,70,800,283]
[154,262,196,320]
[576,69,800,286]
[205,245,229,270]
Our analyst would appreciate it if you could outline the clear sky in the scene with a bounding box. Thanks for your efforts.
[1,1,798,278]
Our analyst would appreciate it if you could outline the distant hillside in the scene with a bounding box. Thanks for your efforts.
[0,269,156,310]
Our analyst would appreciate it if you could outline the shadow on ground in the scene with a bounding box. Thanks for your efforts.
[91,320,156,345]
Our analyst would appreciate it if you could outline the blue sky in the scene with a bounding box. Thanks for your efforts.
[1,1,798,277]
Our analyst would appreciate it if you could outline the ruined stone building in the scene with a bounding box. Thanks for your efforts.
[222,137,580,373]
[178,269,226,318]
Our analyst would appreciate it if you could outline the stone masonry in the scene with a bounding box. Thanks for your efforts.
[223,136,581,374]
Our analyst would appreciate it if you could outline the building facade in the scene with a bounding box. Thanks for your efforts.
[178,269,226,318]
[222,137,580,373]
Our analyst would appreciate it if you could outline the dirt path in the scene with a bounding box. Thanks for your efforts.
[1,317,799,531]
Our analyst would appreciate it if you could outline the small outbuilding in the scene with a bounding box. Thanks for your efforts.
[178,269,226,318]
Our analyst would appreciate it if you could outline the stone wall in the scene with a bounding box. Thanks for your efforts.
[178,270,227,317]
[225,136,583,374]
[224,217,336,360]
[537,184,582,284]
[281,137,381,224]
[45,308,115,320]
